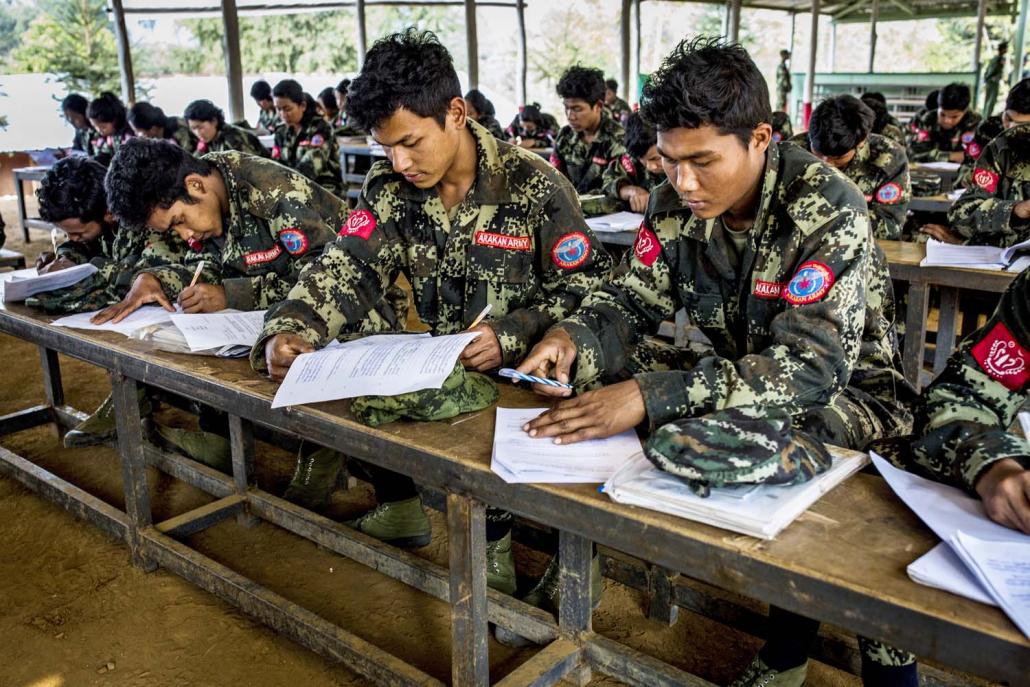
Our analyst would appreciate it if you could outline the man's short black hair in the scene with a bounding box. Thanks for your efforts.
[923,89,939,111]
[605,78,618,91]
[335,78,350,94]
[624,112,656,158]
[318,87,338,114]
[87,92,127,126]
[105,138,212,230]
[639,36,770,148]
[938,83,971,111]
[808,94,874,157]
[862,91,887,106]
[346,29,461,132]
[273,78,305,104]
[61,93,89,115]
[128,101,169,131]
[464,89,495,117]
[1007,78,1030,115]
[184,99,225,127]
[37,156,109,225]
[556,66,606,105]
[860,94,891,134]
[250,79,272,101]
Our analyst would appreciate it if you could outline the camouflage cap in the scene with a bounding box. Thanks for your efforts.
[25,274,117,314]
[351,361,499,427]
[643,406,832,497]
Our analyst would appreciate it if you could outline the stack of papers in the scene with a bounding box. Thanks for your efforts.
[271,332,480,408]
[170,310,266,353]
[871,453,1030,638]
[490,407,642,483]
[918,161,961,172]
[603,450,868,540]
[585,211,645,233]
[921,237,1030,272]
[1,264,98,302]
[52,305,179,337]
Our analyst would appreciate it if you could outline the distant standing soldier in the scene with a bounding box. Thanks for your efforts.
[983,41,1008,117]
[776,49,792,112]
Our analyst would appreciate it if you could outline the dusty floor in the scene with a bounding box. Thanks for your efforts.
[0,192,869,687]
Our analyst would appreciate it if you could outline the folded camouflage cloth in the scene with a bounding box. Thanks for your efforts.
[351,361,499,427]
[643,406,832,497]
[25,273,119,314]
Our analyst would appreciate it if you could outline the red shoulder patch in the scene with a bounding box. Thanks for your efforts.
[195,140,208,154]
[340,209,377,240]
[971,321,1030,391]
[966,141,982,159]
[271,145,281,160]
[916,129,930,142]
[549,153,562,170]
[591,155,608,167]
[620,154,636,176]
[783,261,835,306]
[633,222,661,267]
[973,167,1000,193]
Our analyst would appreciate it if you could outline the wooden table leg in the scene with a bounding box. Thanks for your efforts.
[933,286,960,377]
[38,346,64,439]
[448,492,488,687]
[228,415,258,528]
[111,372,157,572]
[559,530,593,685]
[902,280,930,391]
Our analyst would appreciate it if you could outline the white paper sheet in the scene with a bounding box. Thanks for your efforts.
[585,211,645,233]
[271,332,480,408]
[907,543,996,606]
[51,305,179,337]
[490,407,641,483]
[918,161,961,172]
[170,310,266,352]
[919,237,1030,270]
[951,530,1030,638]
[1,263,98,302]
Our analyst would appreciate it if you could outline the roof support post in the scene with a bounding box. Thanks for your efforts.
[868,0,879,73]
[1013,0,1029,87]
[516,0,527,106]
[803,0,820,127]
[632,0,641,101]
[465,0,479,88]
[221,0,244,124]
[973,0,988,101]
[729,0,742,42]
[109,0,136,105]
[621,0,631,100]
[830,20,837,72]
[356,0,368,68]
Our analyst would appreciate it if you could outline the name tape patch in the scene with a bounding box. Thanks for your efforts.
[474,231,532,251]
[244,244,284,266]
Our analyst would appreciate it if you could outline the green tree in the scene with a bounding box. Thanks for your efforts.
[9,0,119,95]
[0,1,42,62]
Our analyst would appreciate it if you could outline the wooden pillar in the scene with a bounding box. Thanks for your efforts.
[973,0,988,101]
[1015,0,1029,87]
[621,0,632,100]
[633,0,642,100]
[516,0,527,105]
[789,11,796,55]
[465,0,479,88]
[108,0,135,105]
[221,0,244,124]
[722,1,731,38]
[868,0,879,73]
[803,0,820,127]
[830,20,837,72]
[356,0,368,68]
[729,0,743,42]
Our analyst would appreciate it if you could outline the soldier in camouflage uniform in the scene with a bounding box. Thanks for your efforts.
[790,95,911,240]
[874,267,1030,535]
[185,99,268,158]
[271,79,342,196]
[770,110,793,143]
[776,50,792,112]
[861,93,907,146]
[955,113,1003,188]
[464,89,506,140]
[129,102,198,154]
[551,66,627,194]
[907,82,982,163]
[506,104,554,149]
[62,94,96,156]
[602,112,667,212]
[87,92,134,165]
[254,30,612,597]
[948,79,1030,246]
[604,78,633,126]
[516,38,918,686]
[250,80,281,134]
[983,41,1008,117]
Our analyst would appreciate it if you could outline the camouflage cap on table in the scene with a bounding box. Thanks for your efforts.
[351,361,499,427]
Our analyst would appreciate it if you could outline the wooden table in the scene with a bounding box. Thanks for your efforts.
[910,194,955,213]
[912,163,961,193]
[0,304,1025,686]
[880,239,1017,388]
[12,166,54,242]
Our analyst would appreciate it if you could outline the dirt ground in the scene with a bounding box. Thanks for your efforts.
[0,192,866,687]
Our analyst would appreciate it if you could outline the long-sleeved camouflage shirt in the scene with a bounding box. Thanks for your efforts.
[601,154,667,208]
[554,142,911,433]
[141,151,346,312]
[272,115,342,196]
[256,119,613,369]
[905,267,1030,493]
[907,109,982,163]
[164,117,199,154]
[948,123,1030,247]
[771,111,794,143]
[196,123,268,158]
[606,97,632,126]
[955,114,1003,189]
[478,114,506,140]
[790,133,911,240]
[72,125,96,155]
[90,125,134,165]
[257,108,281,134]
[550,111,627,194]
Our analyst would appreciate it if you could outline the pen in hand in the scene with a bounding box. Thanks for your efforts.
[466,303,492,330]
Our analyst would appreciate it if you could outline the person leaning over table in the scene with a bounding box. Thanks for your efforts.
[907,82,982,164]
[250,79,281,134]
[511,37,918,687]
[128,101,198,154]
[184,99,268,158]
[603,77,632,126]
[61,93,96,157]
[601,112,667,213]
[86,92,134,166]
[252,29,612,603]
[270,79,343,197]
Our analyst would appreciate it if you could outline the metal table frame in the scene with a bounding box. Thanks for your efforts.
[0,307,1026,686]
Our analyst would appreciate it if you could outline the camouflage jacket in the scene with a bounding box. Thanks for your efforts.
[141,151,344,312]
[272,115,342,196]
[550,111,627,194]
[906,267,1030,493]
[601,154,667,207]
[72,125,97,155]
[948,123,1030,247]
[984,54,1005,85]
[90,125,134,164]
[606,97,632,126]
[257,108,281,134]
[790,133,911,240]
[196,123,268,158]
[478,114,506,140]
[956,114,1003,188]
[771,111,794,143]
[257,119,613,369]
[879,122,907,146]
[554,142,910,432]
[776,62,792,95]
[907,109,982,163]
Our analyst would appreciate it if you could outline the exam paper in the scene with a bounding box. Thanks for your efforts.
[170,310,266,352]
[1,263,98,302]
[951,531,1030,638]
[490,407,641,483]
[271,332,480,408]
[52,305,179,337]
[585,211,645,233]
[918,161,961,172]
[907,543,995,606]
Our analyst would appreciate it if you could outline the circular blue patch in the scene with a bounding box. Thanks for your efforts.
[876,182,901,203]
[961,132,975,144]
[551,232,590,269]
[279,228,309,255]
[784,262,834,305]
